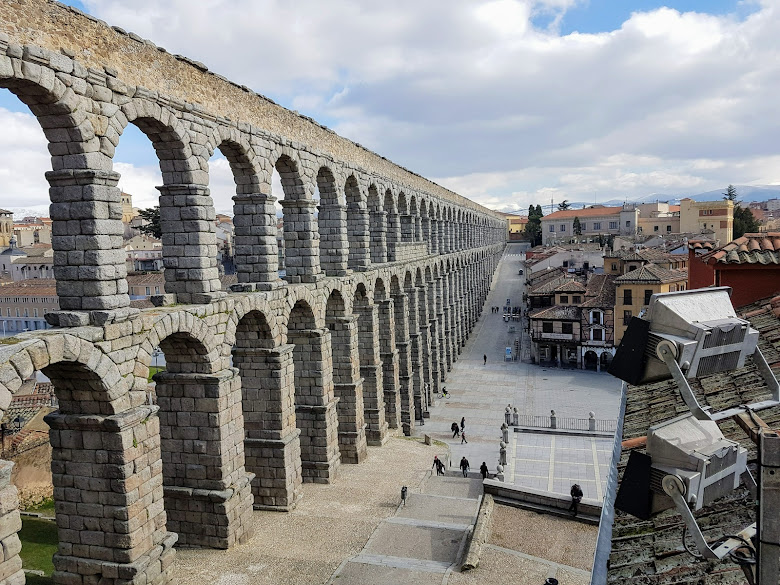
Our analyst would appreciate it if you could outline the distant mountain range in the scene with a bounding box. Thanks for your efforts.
[501,185,780,214]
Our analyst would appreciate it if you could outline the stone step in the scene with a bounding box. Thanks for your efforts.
[492,495,600,525]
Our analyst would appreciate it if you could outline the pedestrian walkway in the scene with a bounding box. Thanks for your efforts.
[420,243,622,498]
[328,473,483,584]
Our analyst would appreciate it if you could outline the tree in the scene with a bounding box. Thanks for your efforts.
[733,205,760,239]
[573,216,582,235]
[723,184,738,201]
[137,206,161,239]
[524,204,544,246]
[558,200,571,211]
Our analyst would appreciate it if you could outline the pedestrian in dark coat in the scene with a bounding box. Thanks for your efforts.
[432,455,442,475]
[461,431,468,444]
[483,354,487,365]
[460,417,465,432]
[459,456,470,478]
[451,422,460,438]
[569,483,584,516]
[480,462,488,480]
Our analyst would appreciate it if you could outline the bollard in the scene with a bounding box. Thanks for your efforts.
[550,409,557,429]
[501,422,509,443]
[512,407,519,426]
[589,411,596,432]
[499,441,507,466]
[504,405,512,425]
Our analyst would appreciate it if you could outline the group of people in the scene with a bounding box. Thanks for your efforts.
[433,455,490,480]
[451,417,467,443]
[489,306,502,313]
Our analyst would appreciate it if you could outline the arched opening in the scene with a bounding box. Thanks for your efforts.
[317,167,348,276]
[584,350,598,371]
[384,189,399,261]
[399,192,412,243]
[273,155,319,284]
[287,300,340,481]
[345,175,370,270]
[600,351,613,372]
[153,330,252,548]
[353,284,388,444]
[368,184,386,264]
[326,289,367,463]
[232,308,302,509]
[374,278,400,429]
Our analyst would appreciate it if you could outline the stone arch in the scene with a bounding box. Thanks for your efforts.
[384,188,400,260]
[317,165,349,276]
[345,174,370,270]
[286,298,341,481]
[224,295,281,351]
[368,183,387,264]
[140,310,220,375]
[207,128,264,195]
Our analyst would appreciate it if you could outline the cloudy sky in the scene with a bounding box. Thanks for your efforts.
[1,0,778,216]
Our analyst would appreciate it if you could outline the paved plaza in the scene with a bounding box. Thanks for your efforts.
[419,243,623,497]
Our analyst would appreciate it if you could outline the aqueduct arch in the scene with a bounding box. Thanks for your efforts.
[0,4,507,584]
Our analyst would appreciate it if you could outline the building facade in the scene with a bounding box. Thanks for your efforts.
[636,203,681,236]
[0,280,59,334]
[540,205,639,245]
[679,198,733,245]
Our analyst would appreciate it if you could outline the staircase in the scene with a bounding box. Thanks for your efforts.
[328,471,483,583]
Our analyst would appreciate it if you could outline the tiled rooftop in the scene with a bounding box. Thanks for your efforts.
[607,293,780,584]
[702,232,780,265]
[614,264,687,284]
[581,274,616,308]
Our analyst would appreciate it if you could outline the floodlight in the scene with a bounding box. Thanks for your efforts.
[609,286,779,569]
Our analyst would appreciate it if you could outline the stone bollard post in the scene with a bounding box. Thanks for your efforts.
[512,407,519,426]
[589,411,596,432]
[499,440,507,466]
[504,404,512,425]
[501,422,509,443]
[550,409,557,429]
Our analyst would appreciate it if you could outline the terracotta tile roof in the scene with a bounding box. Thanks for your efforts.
[530,305,581,320]
[554,280,586,293]
[528,274,571,295]
[614,264,687,284]
[542,206,624,220]
[581,274,616,308]
[702,232,780,265]
[0,280,57,296]
[608,293,780,583]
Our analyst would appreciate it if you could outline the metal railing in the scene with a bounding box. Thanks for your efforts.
[515,414,617,433]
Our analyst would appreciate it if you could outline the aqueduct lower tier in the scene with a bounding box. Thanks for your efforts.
[0,248,501,585]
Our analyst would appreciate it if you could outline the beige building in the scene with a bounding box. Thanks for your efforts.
[121,191,138,223]
[0,209,13,248]
[13,218,52,246]
[540,205,639,244]
[636,203,680,236]
[0,280,58,334]
[679,198,733,244]
[614,265,688,345]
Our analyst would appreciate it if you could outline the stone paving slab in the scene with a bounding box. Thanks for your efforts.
[363,522,465,561]
[331,560,447,584]
[394,493,478,525]
[420,475,483,499]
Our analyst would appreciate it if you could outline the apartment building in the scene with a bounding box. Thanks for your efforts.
[0,280,58,334]
[540,205,639,245]
[679,198,733,244]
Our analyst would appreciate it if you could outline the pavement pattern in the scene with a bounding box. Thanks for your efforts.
[419,243,623,497]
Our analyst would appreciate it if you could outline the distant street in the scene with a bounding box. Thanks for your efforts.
[418,243,622,497]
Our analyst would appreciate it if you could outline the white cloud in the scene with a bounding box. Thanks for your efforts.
[0,106,51,214]
[2,1,779,216]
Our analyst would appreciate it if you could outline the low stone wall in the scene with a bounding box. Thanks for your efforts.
[483,479,602,517]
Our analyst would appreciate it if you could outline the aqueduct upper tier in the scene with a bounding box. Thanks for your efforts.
[0,2,506,584]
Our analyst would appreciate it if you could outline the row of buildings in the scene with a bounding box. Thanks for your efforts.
[524,230,780,370]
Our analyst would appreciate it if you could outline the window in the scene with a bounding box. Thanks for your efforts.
[638,226,643,233]
[33,309,38,317]
[626,220,631,227]
[667,225,672,233]
[562,323,573,334]
[644,289,653,305]
[573,295,581,304]
[653,225,659,232]
[145,286,151,295]
[560,295,569,304]
[611,263,617,271]
[623,310,633,326]
[15,308,19,317]
[560,224,566,232]
[549,225,555,232]
[609,221,618,230]
[5,308,9,317]
[593,328,603,341]
[593,222,601,230]
[623,289,632,304]
[592,311,602,325]
[542,322,553,333]
[155,286,160,294]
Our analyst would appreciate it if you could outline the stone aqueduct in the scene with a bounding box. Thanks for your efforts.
[0,2,505,584]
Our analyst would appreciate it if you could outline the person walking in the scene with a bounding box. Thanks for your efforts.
[460,417,465,432]
[483,354,487,365]
[459,456,470,478]
[569,483,584,517]
[436,458,445,475]
[432,455,442,476]
[451,422,460,438]
[461,430,468,444]
[479,462,488,480]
